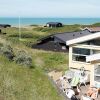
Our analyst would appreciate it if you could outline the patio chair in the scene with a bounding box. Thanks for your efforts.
[71,76,80,87]
[79,74,88,87]
[80,67,86,77]
[66,88,75,99]
[65,70,74,80]
[81,95,92,100]
[60,76,71,92]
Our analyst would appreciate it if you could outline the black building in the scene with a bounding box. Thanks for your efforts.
[0,24,11,28]
[32,30,92,52]
[46,22,63,28]
[0,29,1,33]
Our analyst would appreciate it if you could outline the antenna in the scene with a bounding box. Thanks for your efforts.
[19,16,21,40]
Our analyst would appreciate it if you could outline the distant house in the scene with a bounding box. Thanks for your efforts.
[0,29,1,33]
[32,30,92,52]
[0,24,11,28]
[46,22,63,28]
[82,27,100,33]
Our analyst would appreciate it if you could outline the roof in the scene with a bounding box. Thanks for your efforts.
[38,30,92,44]
[66,32,100,45]
[82,27,100,32]
[46,22,62,25]
[54,30,92,43]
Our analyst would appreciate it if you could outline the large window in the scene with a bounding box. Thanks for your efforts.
[90,40,100,46]
[72,48,90,62]
[93,50,100,54]
[79,39,100,46]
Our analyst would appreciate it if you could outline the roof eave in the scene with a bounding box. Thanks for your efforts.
[66,32,100,46]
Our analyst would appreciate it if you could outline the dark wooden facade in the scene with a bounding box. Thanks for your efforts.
[46,22,63,28]
[0,24,11,28]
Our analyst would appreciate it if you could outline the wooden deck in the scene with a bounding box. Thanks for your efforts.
[48,71,100,100]
[56,79,100,100]
[77,85,100,100]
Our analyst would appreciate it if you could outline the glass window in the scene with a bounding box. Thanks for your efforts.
[72,54,86,62]
[72,48,90,62]
[73,48,90,55]
[90,40,100,46]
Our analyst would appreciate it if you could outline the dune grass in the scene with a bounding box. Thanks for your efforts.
[0,24,82,51]
[33,25,81,34]
[0,55,65,100]
[0,36,68,100]
[0,23,100,100]
[34,51,68,71]
[0,25,71,100]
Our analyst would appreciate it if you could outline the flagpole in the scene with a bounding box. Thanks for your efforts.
[19,16,21,40]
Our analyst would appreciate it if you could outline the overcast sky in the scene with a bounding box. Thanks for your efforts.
[0,0,100,18]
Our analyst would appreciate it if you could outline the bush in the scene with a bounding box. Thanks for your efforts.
[14,50,32,67]
[92,23,100,27]
[0,44,14,60]
[9,33,34,38]
[25,42,34,48]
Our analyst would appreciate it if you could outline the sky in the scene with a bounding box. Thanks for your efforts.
[0,0,100,18]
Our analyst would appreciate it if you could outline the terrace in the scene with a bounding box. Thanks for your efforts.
[48,70,100,100]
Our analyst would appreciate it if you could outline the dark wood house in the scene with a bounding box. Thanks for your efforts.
[32,30,92,52]
[0,24,11,28]
[46,22,63,28]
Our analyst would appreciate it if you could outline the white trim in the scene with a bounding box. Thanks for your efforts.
[66,32,100,45]
[72,61,90,64]
[86,53,100,62]
[72,44,100,50]
[82,27,91,32]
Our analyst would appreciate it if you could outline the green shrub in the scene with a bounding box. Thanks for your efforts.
[34,27,44,31]
[0,44,14,60]
[14,50,32,67]
[92,22,100,27]
[30,24,38,26]
[25,42,34,48]
[9,33,34,38]
[0,43,3,48]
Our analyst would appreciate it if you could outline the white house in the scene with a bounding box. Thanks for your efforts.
[66,32,100,87]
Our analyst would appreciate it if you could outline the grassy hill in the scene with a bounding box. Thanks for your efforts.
[0,55,64,100]
[0,32,68,100]
[1,22,97,100]
[33,24,81,34]
[1,24,81,48]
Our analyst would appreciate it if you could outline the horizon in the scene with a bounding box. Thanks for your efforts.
[1,17,100,18]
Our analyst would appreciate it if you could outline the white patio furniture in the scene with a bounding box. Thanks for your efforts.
[66,89,75,99]
[60,76,71,92]
[79,74,88,87]
[65,70,74,79]
[81,95,92,100]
